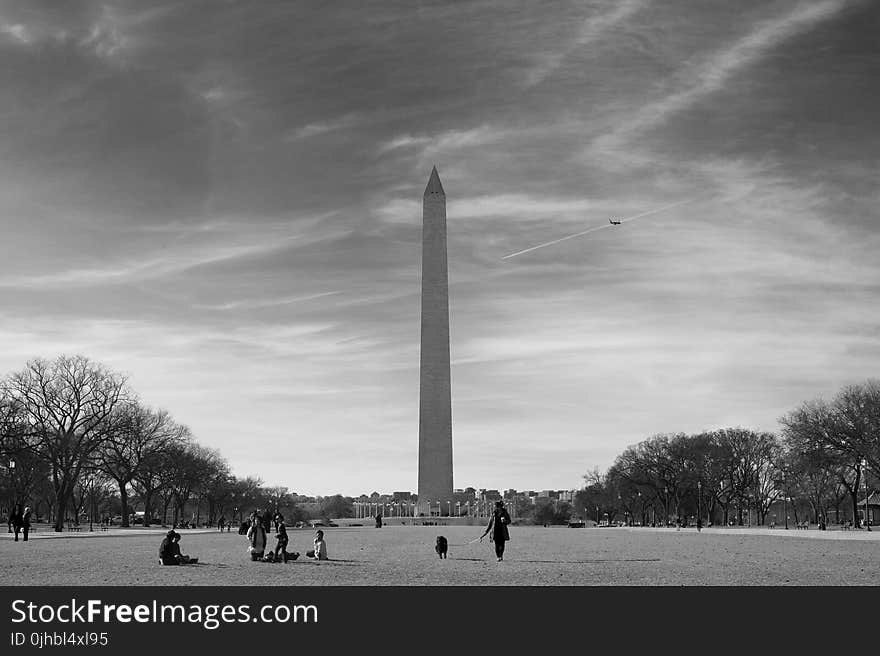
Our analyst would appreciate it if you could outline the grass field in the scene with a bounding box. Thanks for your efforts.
[2,525,878,586]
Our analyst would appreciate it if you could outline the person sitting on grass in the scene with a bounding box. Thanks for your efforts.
[306,529,328,560]
[159,530,198,565]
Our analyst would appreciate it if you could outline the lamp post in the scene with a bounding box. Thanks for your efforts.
[664,486,668,526]
[596,505,600,525]
[697,481,702,530]
[781,474,788,529]
[447,501,451,518]
[863,459,871,531]
[637,491,642,526]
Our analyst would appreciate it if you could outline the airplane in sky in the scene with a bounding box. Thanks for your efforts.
[609,218,621,225]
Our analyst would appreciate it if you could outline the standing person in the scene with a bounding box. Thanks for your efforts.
[217,516,226,532]
[274,518,298,562]
[480,500,512,562]
[21,506,32,541]
[10,505,22,542]
[247,517,267,561]
[6,504,18,533]
[273,510,282,532]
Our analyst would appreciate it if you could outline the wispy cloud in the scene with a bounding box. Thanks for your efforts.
[195,291,343,311]
[377,125,503,155]
[0,21,32,44]
[288,113,365,140]
[524,0,648,87]
[0,234,302,290]
[375,192,599,224]
[593,0,855,155]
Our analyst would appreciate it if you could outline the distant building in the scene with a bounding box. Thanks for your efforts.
[481,489,502,502]
[858,492,880,525]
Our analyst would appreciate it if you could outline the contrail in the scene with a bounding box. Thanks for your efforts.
[502,197,696,260]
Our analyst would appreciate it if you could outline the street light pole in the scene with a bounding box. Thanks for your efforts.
[664,486,668,526]
[863,463,869,529]
[697,481,702,530]
[783,476,788,530]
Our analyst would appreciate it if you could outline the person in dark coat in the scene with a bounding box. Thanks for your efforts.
[159,530,197,565]
[480,500,512,561]
[159,530,180,565]
[10,505,23,542]
[273,519,298,562]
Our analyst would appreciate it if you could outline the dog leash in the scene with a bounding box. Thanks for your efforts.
[444,536,483,547]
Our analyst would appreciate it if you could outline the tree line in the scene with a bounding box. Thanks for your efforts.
[3,355,876,531]
[573,380,879,528]
[0,355,326,531]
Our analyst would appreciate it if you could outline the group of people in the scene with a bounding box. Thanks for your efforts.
[244,511,328,563]
[156,500,512,567]
[6,504,32,542]
[159,529,199,565]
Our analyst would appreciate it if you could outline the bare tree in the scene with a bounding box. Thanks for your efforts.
[780,380,880,527]
[2,356,128,531]
[98,403,181,527]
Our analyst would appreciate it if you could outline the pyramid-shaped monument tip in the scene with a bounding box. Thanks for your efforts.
[424,166,445,196]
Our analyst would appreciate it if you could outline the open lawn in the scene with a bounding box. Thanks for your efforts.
[1,525,878,586]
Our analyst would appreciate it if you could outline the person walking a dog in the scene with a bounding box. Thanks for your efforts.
[480,500,512,561]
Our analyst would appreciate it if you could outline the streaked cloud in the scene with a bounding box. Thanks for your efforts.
[0,21,32,44]
[524,0,648,87]
[593,0,857,155]
[195,291,343,311]
[378,125,503,155]
[288,113,365,140]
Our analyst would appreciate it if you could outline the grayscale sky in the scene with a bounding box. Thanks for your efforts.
[1,0,878,496]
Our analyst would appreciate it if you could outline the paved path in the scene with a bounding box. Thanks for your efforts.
[611,525,880,541]
[0,526,222,540]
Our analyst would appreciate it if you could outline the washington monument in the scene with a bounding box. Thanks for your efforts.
[418,166,454,516]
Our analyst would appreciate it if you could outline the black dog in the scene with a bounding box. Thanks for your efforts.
[435,535,448,559]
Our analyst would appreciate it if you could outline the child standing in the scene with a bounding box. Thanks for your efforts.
[274,519,299,562]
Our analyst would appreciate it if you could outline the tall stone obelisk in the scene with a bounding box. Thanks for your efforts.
[418,166,453,516]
